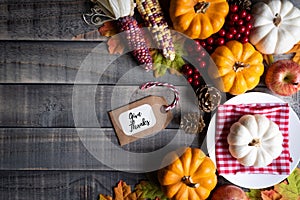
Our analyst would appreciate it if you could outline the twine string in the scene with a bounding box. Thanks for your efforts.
[140,82,179,112]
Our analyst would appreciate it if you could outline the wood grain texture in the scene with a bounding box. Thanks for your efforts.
[0,84,298,128]
[0,170,146,200]
[0,128,199,170]
[0,0,300,199]
[0,41,188,84]
[0,85,199,127]
[0,0,100,40]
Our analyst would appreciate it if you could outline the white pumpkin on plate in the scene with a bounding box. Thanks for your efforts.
[249,0,300,54]
[227,114,283,167]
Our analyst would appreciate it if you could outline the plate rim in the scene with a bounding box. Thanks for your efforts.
[206,92,300,189]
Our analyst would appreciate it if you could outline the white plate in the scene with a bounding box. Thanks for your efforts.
[207,92,300,189]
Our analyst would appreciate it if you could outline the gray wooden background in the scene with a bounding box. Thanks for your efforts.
[1,0,300,199]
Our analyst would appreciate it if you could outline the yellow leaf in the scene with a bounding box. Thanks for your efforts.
[262,54,274,66]
[286,41,300,54]
[114,180,132,200]
[292,53,300,65]
[284,41,300,65]
[99,194,113,200]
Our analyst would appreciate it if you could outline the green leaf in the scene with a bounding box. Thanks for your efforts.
[135,181,169,200]
[246,188,263,200]
[153,63,169,78]
[151,48,185,77]
[152,51,169,77]
[170,53,185,72]
[172,32,187,57]
[152,50,164,64]
[274,168,300,200]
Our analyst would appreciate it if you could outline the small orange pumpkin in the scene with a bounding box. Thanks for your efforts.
[158,147,217,200]
[169,0,229,39]
[208,40,264,95]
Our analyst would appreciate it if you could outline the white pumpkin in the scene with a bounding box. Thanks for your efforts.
[227,114,283,167]
[91,0,135,19]
[249,0,300,54]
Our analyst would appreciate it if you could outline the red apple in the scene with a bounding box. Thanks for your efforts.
[211,185,248,200]
[265,60,300,96]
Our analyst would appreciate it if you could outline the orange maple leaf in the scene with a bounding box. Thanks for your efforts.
[98,21,119,37]
[107,35,125,55]
[261,189,282,200]
[99,194,113,200]
[114,180,132,200]
[286,41,300,65]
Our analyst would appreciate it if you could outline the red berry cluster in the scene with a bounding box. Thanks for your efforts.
[185,40,209,69]
[181,64,203,88]
[199,4,253,54]
[225,4,253,43]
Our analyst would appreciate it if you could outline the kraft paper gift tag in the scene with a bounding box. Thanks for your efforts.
[109,96,173,146]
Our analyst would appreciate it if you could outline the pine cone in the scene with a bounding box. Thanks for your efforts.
[180,112,205,134]
[196,86,221,113]
[227,0,252,10]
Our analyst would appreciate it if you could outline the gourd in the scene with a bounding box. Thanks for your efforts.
[158,147,217,200]
[169,0,229,39]
[91,0,134,20]
[208,40,264,95]
[249,0,300,54]
[227,114,283,167]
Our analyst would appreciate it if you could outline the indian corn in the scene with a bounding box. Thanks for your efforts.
[136,0,176,61]
[117,16,153,71]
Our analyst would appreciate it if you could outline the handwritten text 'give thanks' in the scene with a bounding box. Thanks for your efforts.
[128,111,150,133]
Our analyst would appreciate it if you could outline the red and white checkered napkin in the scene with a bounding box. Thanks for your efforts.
[215,103,290,175]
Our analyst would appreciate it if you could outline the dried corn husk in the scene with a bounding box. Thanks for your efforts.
[84,0,135,26]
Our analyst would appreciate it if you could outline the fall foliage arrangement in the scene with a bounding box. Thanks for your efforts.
[90,0,300,97]
[82,0,300,199]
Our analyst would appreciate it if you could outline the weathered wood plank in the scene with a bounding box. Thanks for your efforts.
[0,85,199,127]
[0,41,132,84]
[0,126,298,173]
[0,85,300,128]
[0,41,188,84]
[0,84,299,128]
[0,0,101,40]
[0,170,146,200]
[0,128,198,171]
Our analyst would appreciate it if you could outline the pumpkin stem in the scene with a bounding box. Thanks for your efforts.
[249,138,261,147]
[194,1,210,14]
[273,13,282,27]
[181,176,199,188]
[233,61,250,72]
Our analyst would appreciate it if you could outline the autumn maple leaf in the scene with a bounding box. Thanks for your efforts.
[286,41,300,65]
[274,168,300,200]
[261,189,282,200]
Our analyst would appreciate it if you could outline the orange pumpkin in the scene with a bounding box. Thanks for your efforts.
[169,0,229,39]
[208,40,264,95]
[158,147,217,200]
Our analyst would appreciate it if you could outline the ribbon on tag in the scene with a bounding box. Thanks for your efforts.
[109,82,179,146]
